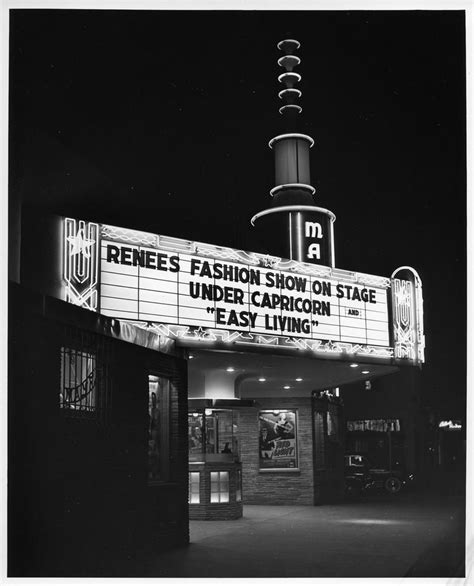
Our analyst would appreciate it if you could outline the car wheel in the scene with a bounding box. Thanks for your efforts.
[385,476,402,494]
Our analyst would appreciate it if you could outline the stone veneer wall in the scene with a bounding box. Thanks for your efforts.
[240,397,314,505]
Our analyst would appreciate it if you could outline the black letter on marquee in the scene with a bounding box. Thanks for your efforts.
[169,256,180,273]
[106,245,120,264]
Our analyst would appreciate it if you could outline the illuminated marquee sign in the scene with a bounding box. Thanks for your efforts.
[100,244,389,347]
[62,219,425,363]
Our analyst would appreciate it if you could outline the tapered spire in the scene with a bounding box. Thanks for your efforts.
[251,38,336,268]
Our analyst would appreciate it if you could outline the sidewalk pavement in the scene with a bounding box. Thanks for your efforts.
[142,494,466,578]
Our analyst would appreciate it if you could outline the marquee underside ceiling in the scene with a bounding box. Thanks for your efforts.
[187,348,399,399]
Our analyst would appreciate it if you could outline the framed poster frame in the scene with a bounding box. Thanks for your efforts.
[258,409,299,472]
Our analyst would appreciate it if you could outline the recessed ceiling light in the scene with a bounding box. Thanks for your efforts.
[350,363,359,368]
[362,370,370,374]
[284,385,290,389]
[295,377,303,382]
[226,367,235,372]
[258,377,266,382]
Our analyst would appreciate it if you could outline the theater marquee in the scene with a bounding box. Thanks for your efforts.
[62,218,425,364]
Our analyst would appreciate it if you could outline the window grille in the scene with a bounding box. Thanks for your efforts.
[210,471,229,503]
[59,326,111,422]
[60,347,97,412]
[188,472,200,504]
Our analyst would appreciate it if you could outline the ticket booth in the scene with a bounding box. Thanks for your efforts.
[188,401,251,519]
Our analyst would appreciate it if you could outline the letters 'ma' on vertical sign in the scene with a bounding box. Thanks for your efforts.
[288,210,334,267]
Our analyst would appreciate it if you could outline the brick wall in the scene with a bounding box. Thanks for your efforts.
[189,461,243,520]
[240,397,314,505]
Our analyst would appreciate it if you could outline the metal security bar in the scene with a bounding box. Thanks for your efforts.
[59,327,112,421]
[60,347,96,411]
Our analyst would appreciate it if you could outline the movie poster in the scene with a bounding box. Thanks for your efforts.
[258,409,298,470]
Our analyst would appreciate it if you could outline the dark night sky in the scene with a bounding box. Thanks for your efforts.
[9,9,467,415]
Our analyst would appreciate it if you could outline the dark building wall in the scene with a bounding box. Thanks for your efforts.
[8,284,189,577]
[312,394,345,504]
[239,397,314,505]
[340,368,422,475]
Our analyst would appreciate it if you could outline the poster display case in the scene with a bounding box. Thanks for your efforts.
[259,409,298,471]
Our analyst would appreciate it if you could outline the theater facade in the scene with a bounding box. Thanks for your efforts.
[36,206,424,518]
[10,39,426,568]
[17,38,426,522]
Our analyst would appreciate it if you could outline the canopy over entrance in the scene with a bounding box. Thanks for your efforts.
[188,348,399,400]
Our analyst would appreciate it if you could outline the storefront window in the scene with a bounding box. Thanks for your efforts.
[216,410,235,454]
[313,411,326,467]
[60,346,97,413]
[188,472,200,504]
[259,409,298,470]
[188,409,239,461]
[210,471,229,503]
[148,375,170,483]
[345,419,405,471]
[236,469,242,502]
[188,412,204,460]
[327,403,339,439]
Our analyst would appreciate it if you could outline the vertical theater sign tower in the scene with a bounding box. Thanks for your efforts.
[252,38,335,268]
[46,39,424,518]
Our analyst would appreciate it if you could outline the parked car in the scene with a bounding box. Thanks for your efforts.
[344,454,414,497]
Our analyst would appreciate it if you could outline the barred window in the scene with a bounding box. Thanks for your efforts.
[188,472,200,504]
[60,347,97,413]
[210,471,229,503]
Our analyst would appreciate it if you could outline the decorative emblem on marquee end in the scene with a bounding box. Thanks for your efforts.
[63,218,99,311]
[391,266,425,364]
